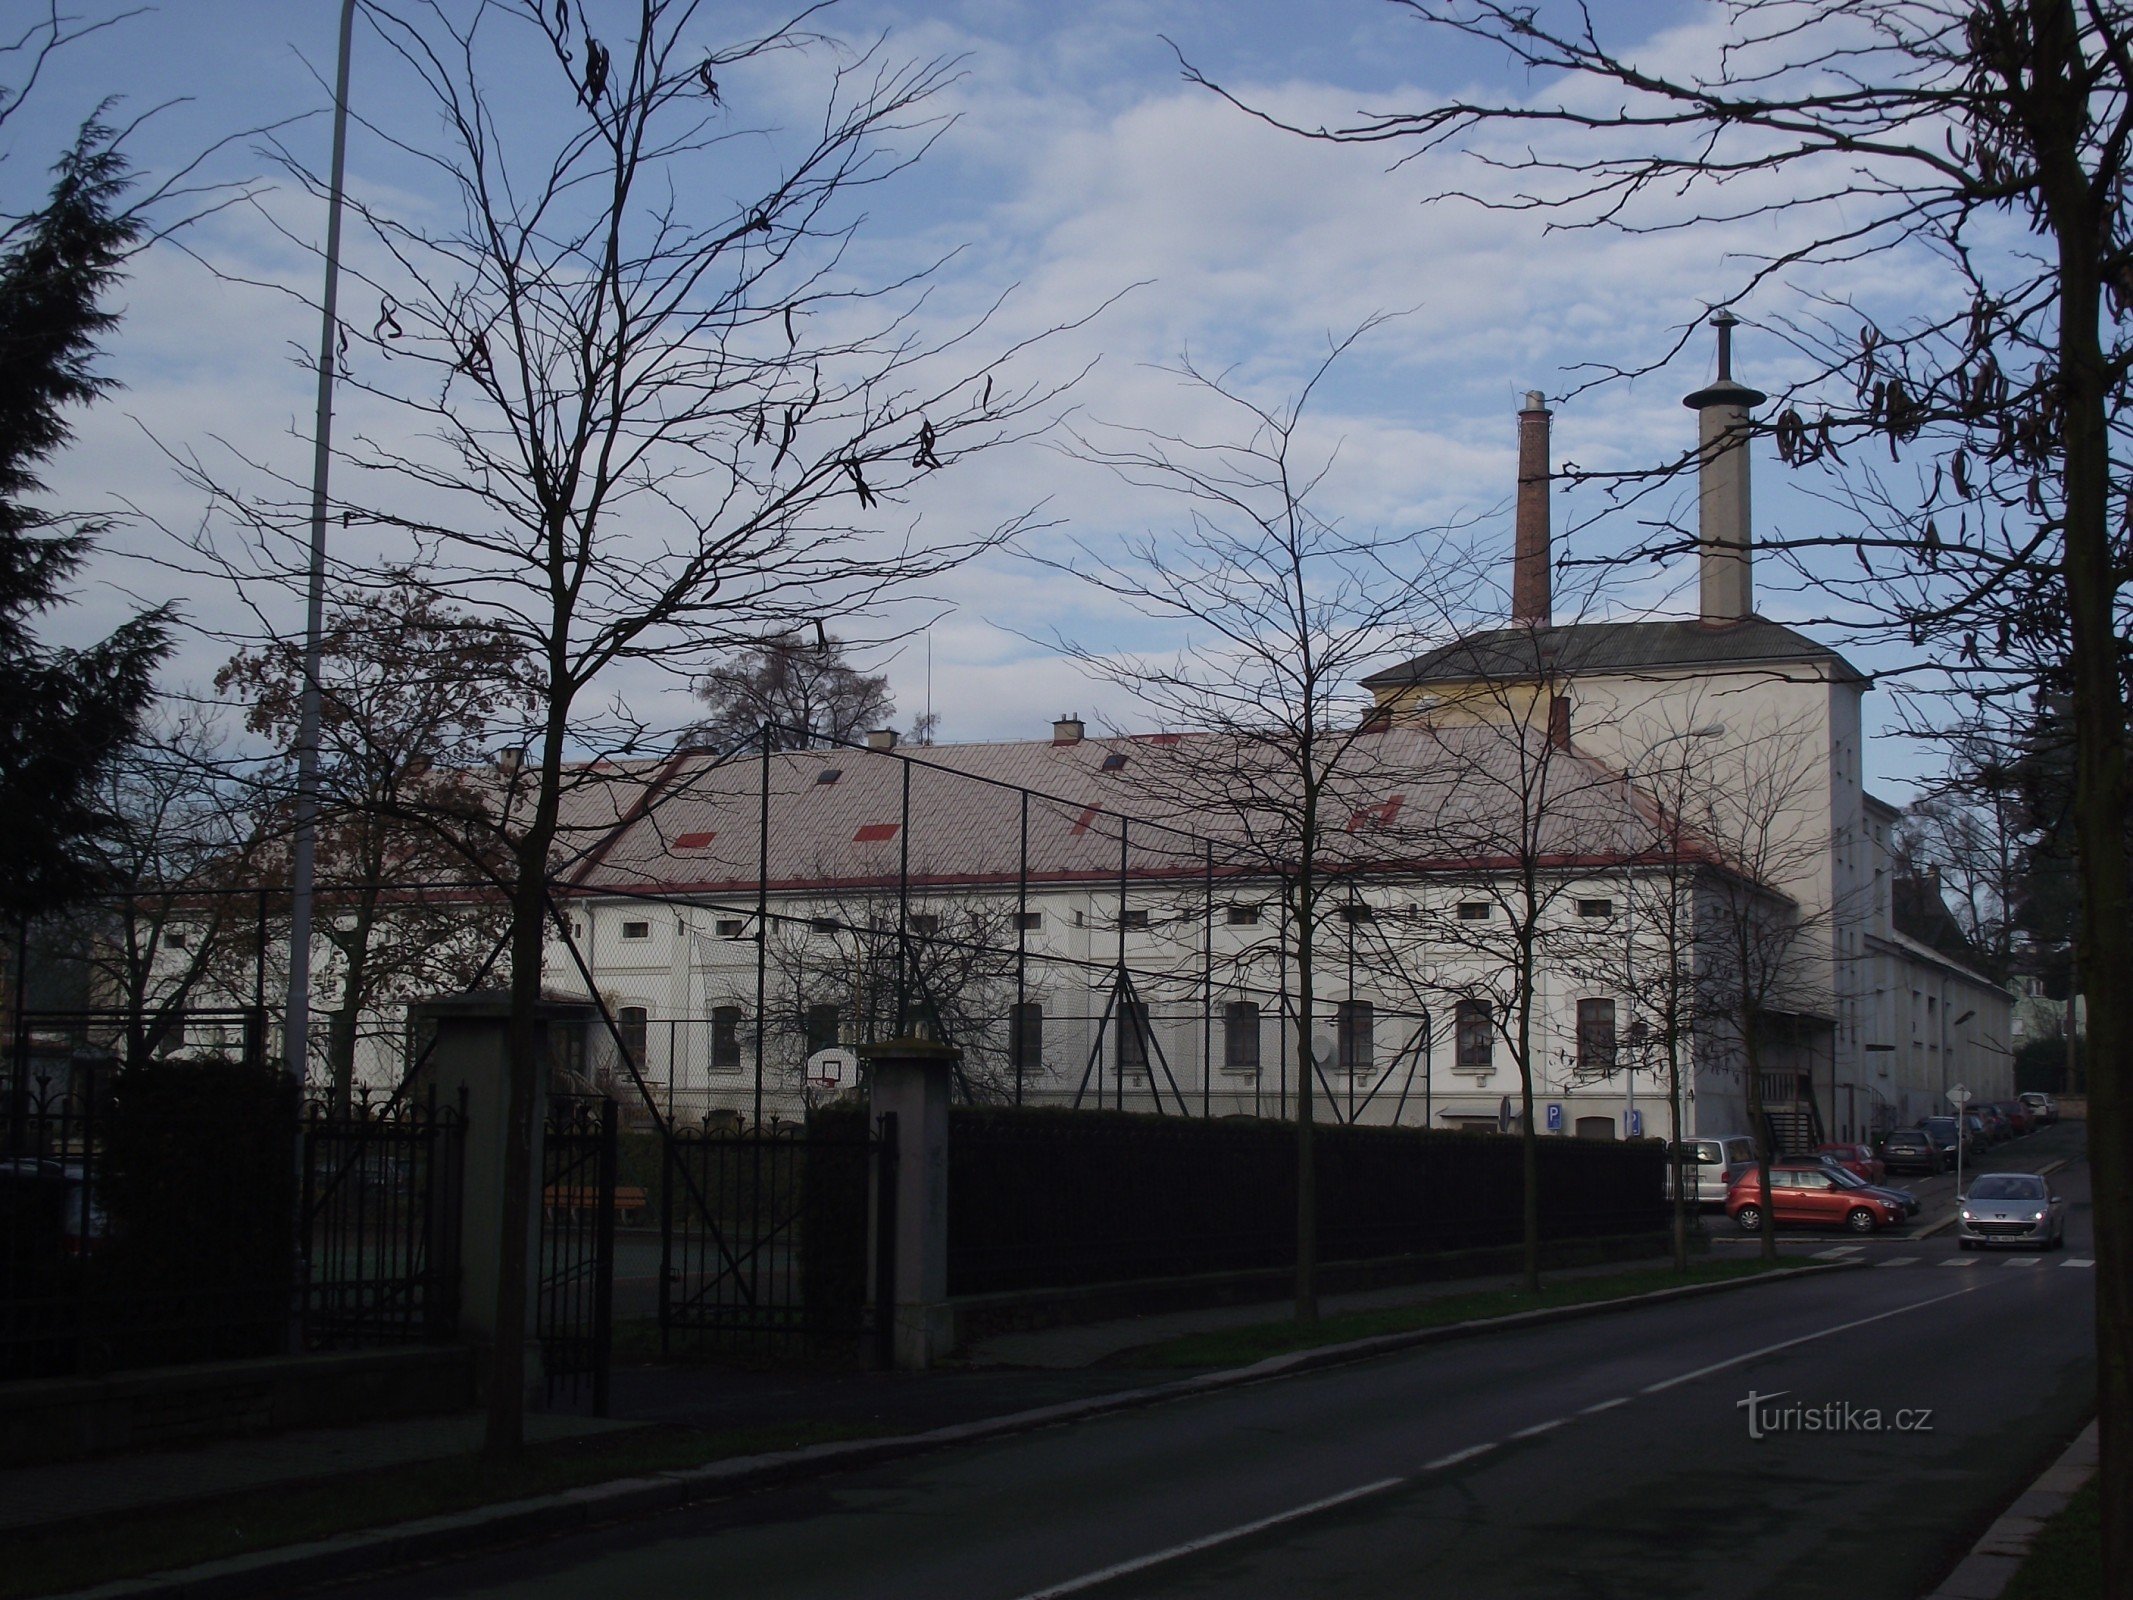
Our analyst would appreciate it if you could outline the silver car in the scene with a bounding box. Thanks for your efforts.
[1665,1136,1760,1207]
[1956,1172,2067,1251]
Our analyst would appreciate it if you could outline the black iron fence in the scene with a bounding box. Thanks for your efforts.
[1,1060,465,1380]
[947,1105,1666,1296]
[539,1095,617,1410]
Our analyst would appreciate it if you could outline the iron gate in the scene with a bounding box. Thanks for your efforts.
[539,1094,617,1410]
[659,1109,891,1362]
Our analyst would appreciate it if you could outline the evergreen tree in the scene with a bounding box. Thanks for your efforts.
[0,121,170,922]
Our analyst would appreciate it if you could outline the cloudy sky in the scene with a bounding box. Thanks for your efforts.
[12,0,1952,793]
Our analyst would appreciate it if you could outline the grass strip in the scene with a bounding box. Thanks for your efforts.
[4,1418,894,1600]
[1111,1256,1813,1369]
[2000,1478,2101,1600]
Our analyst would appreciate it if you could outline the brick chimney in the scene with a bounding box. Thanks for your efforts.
[865,728,898,751]
[1514,391,1552,626]
[1682,310,1766,624]
[1052,716,1084,746]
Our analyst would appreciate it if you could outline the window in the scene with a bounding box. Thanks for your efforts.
[1015,910,1043,932]
[716,918,746,938]
[1118,1000,1151,1075]
[1338,904,1374,925]
[1336,999,1374,1075]
[1100,751,1130,772]
[811,916,841,935]
[1577,898,1614,919]
[1120,907,1150,930]
[1577,999,1617,1074]
[621,920,651,940]
[1009,1001,1042,1075]
[617,1005,648,1069]
[1456,998,1493,1070]
[1226,903,1261,926]
[1458,901,1491,921]
[909,912,940,935]
[710,1005,743,1072]
[803,1003,840,1055]
[166,929,189,950]
[1224,1001,1261,1073]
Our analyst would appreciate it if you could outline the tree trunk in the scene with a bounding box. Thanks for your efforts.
[1294,892,1318,1324]
[1516,921,1541,1293]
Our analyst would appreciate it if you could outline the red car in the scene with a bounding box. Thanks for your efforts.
[1727,1168,1905,1234]
[1815,1142,1886,1184]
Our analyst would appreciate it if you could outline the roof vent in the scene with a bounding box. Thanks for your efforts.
[1053,716,1085,745]
[816,768,842,786]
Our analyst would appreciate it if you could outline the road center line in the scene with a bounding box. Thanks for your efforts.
[1423,1442,1498,1470]
[1508,1418,1567,1441]
[1010,1477,1406,1599]
[1640,1285,1984,1396]
[1580,1397,1631,1414]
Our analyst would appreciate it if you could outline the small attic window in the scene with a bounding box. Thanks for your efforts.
[1339,904,1375,924]
[1120,907,1151,929]
[1457,901,1491,921]
[621,920,651,940]
[1578,898,1614,919]
[810,916,841,935]
[909,912,941,934]
[816,768,842,785]
[1226,904,1261,926]
[716,918,746,937]
[1100,752,1130,773]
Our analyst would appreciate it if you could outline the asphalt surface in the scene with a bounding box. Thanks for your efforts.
[329,1150,2096,1599]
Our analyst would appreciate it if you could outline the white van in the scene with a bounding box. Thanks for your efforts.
[1664,1136,1761,1207]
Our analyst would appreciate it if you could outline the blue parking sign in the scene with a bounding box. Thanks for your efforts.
[1628,1109,1644,1138]
[1545,1103,1563,1132]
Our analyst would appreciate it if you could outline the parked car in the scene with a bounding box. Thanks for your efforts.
[1773,1158,1920,1219]
[1961,1113,1990,1154]
[1970,1105,2011,1143]
[1814,1142,1886,1185]
[0,1157,105,1256]
[1991,1100,2034,1136]
[1664,1136,1761,1207]
[1878,1127,1944,1176]
[1918,1117,1966,1163]
[2018,1092,2060,1125]
[1727,1167,1906,1234]
[1957,1171,2067,1251]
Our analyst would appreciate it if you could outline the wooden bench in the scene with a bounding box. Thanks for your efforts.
[542,1184,649,1224]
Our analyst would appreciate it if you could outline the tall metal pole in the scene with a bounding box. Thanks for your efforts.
[286,0,359,1088]
[1202,841,1213,1119]
[1015,789,1027,1107]
[754,726,770,1128]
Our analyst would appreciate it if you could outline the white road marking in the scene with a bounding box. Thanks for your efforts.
[1639,1285,1984,1396]
[1507,1418,1567,1441]
[1877,1256,1920,1268]
[1811,1245,1865,1259]
[1939,1258,1980,1268]
[1580,1397,1631,1415]
[1011,1477,1406,1599]
[2063,1258,2096,1268]
[2002,1257,2044,1268]
[1423,1442,1499,1471]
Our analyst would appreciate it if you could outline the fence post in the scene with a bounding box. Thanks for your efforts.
[410,992,585,1407]
[861,1036,956,1369]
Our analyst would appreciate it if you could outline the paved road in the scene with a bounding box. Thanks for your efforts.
[343,1159,2095,1599]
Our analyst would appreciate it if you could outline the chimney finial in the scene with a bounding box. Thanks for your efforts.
[1710,308,1739,381]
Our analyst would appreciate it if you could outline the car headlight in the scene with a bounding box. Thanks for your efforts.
[2032,1210,2048,1221]
[1960,1210,1975,1222]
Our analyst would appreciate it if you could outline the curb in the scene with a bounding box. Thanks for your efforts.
[1921,1416,2097,1599]
[1915,1155,2073,1240]
[50,1260,1858,1600]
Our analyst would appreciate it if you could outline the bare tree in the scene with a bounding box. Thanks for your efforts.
[688,632,894,753]
[1186,3,2133,1554]
[172,1,1072,1456]
[1039,323,1478,1321]
[214,577,537,1112]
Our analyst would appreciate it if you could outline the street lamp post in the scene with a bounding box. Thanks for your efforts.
[286,0,359,1087]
